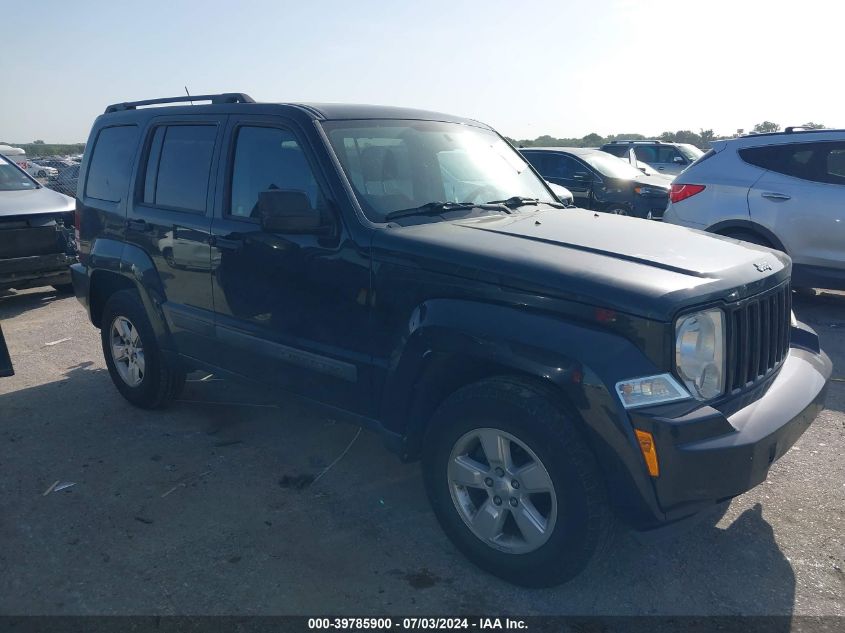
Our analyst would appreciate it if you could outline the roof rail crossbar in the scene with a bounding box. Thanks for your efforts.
[105,92,255,114]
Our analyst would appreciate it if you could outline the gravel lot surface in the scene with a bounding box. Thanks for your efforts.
[0,287,842,616]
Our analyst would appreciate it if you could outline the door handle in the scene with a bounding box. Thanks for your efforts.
[126,219,150,231]
[210,236,243,251]
[761,192,791,201]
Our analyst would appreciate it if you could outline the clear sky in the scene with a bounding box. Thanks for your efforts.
[1,0,842,143]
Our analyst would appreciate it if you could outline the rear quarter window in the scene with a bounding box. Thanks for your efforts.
[740,141,845,184]
[85,125,139,202]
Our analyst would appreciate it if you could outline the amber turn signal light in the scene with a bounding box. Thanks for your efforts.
[635,429,659,477]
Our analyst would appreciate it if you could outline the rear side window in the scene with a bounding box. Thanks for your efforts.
[740,141,845,185]
[86,125,139,202]
[142,125,216,212]
[601,145,628,157]
[633,145,658,163]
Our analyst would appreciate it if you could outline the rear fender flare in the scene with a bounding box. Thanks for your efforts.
[88,238,172,348]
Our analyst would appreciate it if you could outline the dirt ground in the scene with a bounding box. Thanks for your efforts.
[0,287,843,616]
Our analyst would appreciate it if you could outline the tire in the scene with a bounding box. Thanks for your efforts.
[100,289,185,409]
[52,283,75,295]
[422,376,614,587]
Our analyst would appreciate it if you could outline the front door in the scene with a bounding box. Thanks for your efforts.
[208,117,373,414]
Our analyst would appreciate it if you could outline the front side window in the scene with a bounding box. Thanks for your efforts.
[0,154,37,191]
[86,125,139,202]
[229,126,323,218]
[322,120,554,222]
[143,125,216,212]
[655,146,682,163]
[633,145,658,163]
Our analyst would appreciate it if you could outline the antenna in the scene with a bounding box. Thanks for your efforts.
[184,86,193,105]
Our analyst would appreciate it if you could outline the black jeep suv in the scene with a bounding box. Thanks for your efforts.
[71,93,831,587]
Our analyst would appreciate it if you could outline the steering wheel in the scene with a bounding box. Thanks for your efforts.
[460,184,500,204]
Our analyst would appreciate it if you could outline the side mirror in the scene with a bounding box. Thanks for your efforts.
[673,156,686,164]
[258,189,323,233]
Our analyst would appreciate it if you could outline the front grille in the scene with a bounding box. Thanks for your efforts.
[725,282,791,392]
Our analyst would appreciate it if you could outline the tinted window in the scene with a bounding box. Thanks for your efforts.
[229,126,322,218]
[827,149,845,181]
[740,141,845,184]
[545,154,582,179]
[633,145,658,163]
[86,125,139,202]
[145,125,216,212]
[654,146,682,163]
[601,145,629,157]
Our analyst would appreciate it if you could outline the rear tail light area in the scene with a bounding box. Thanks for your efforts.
[669,184,705,204]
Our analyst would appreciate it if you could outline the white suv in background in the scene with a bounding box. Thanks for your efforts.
[663,128,845,290]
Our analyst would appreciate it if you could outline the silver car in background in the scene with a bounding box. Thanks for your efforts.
[663,128,845,290]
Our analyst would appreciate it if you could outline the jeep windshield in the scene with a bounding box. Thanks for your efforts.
[0,154,38,191]
[322,120,556,223]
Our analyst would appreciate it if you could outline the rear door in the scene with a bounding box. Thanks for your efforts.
[746,141,845,272]
[126,115,225,363]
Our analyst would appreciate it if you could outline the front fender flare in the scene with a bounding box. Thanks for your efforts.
[380,298,666,523]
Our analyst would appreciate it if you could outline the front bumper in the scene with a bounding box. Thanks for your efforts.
[0,253,76,290]
[629,344,831,522]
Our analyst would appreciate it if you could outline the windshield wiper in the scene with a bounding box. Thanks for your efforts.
[487,196,565,209]
[384,201,510,222]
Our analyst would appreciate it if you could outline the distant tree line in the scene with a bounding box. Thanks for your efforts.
[0,140,86,157]
[508,121,826,150]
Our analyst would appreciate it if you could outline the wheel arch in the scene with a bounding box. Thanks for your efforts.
[707,219,787,252]
[87,239,174,349]
[378,298,667,525]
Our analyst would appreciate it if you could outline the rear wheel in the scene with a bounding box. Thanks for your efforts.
[422,377,614,587]
[101,290,185,408]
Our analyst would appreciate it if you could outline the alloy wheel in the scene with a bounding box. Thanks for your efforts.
[110,316,145,387]
[447,427,557,554]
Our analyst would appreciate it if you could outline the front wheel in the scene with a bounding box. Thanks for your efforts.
[422,377,614,587]
[101,289,185,409]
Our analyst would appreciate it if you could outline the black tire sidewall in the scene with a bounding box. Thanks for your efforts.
[100,290,166,408]
[422,380,605,586]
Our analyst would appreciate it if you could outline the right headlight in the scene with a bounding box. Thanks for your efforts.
[675,308,726,400]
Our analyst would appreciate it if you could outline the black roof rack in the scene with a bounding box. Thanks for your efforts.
[743,127,842,138]
[104,92,255,114]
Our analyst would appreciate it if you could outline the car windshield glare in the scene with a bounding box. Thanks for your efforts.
[678,144,704,161]
[0,155,37,191]
[322,120,555,222]
[580,152,645,179]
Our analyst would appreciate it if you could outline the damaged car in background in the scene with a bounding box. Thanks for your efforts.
[0,153,77,293]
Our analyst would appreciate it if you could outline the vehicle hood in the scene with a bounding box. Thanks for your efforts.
[0,186,75,218]
[372,207,790,321]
